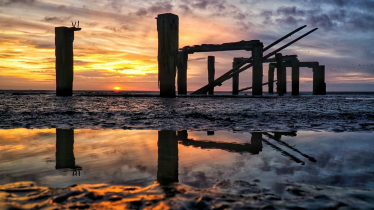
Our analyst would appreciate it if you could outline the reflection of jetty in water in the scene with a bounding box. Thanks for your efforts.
[55,129,82,176]
[157,130,316,185]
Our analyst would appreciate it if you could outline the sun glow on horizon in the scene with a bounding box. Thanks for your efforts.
[113,86,121,91]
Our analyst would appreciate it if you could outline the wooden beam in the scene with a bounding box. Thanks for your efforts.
[238,80,277,92]
[181,40,261,54]
[157,13,178,98]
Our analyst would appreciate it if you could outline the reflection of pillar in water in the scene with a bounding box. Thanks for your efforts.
[157,130,178,185]
[55,129,75,169]
[250,132,263,154]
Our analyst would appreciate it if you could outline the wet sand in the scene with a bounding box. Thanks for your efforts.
[1,180,373,210]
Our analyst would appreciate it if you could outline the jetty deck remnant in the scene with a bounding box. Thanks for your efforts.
[55,26,81,96]
[178,40,264,95]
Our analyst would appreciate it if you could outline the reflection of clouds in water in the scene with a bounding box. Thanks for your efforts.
[0,129,373,190]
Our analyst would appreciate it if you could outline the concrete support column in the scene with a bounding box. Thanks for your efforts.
[319,65,326,95]
[268,65,275,93]
[55,27,76,96]
[177,51,188,95]
[157,130,178,185]
[291,59,300,95]
[282,66,287,94]
[313,66,319,95]
[314,65,326,95]
[275,53,283,96]
[252,44,263,95]
[157,13,179,98]
[208,56,215,95]
[232,58,241,95]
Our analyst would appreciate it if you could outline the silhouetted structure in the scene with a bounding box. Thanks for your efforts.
[55,129,82,176]
[234,54,326,95]
[177,51,188,95]
[157,13,179,98]
[189,26,317,95]
[55,26,81,96]
[178,40,264,96]
[208,56,215,95]
[157,130,178,185]
[232,58,241,95]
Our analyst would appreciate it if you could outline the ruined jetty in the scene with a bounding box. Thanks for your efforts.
[156,13,325,97]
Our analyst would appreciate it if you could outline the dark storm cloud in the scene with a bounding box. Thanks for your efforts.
[261,3,374,32]
[135,1,173,17]
[277,6,305,16]
[43,16,72,23]
[0,0,36,6]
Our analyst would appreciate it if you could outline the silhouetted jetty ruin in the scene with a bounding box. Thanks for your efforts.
[157,13,326,97]
[54,14,326,97]
[55,25,81,96]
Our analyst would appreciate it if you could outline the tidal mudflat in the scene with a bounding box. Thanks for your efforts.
[0,91,373,209]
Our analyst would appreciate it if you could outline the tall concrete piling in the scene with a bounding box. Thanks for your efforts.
[55,27,80,96]
[252,44,263,95]
[313,65,326,95]
[157,130,178,185]
[282,66,287,94]
[232,58,241,95]
[177,51,188,94]
[319,65,326,95]
[275,53,284,96]
[208,56,215,95]
[268,66,275,93]
[291,58,300,95]
[157,13,179,98]
[55,129,75,169]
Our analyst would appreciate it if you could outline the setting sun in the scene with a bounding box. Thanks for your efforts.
[113,87,121,90]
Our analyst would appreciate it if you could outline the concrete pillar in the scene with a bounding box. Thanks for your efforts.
[314,65,326,95]
[55,27,80,96]
[208,56,215,95]
[177,51,188,95]
[319,65,326,95]
[313,66,319,95]
[157,130,178,185]
[252,44,263,95]
[232,58,241,95]
[291,58,300,95]
[282,66,287,94]
[157,13,179,98]
[275,53,283,96]
[268,65,275,93]
[55,129,75,169]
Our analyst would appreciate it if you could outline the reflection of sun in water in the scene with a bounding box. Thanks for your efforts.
[113,87,121,91]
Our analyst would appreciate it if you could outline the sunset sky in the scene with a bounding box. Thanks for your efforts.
[0,0,373,91]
